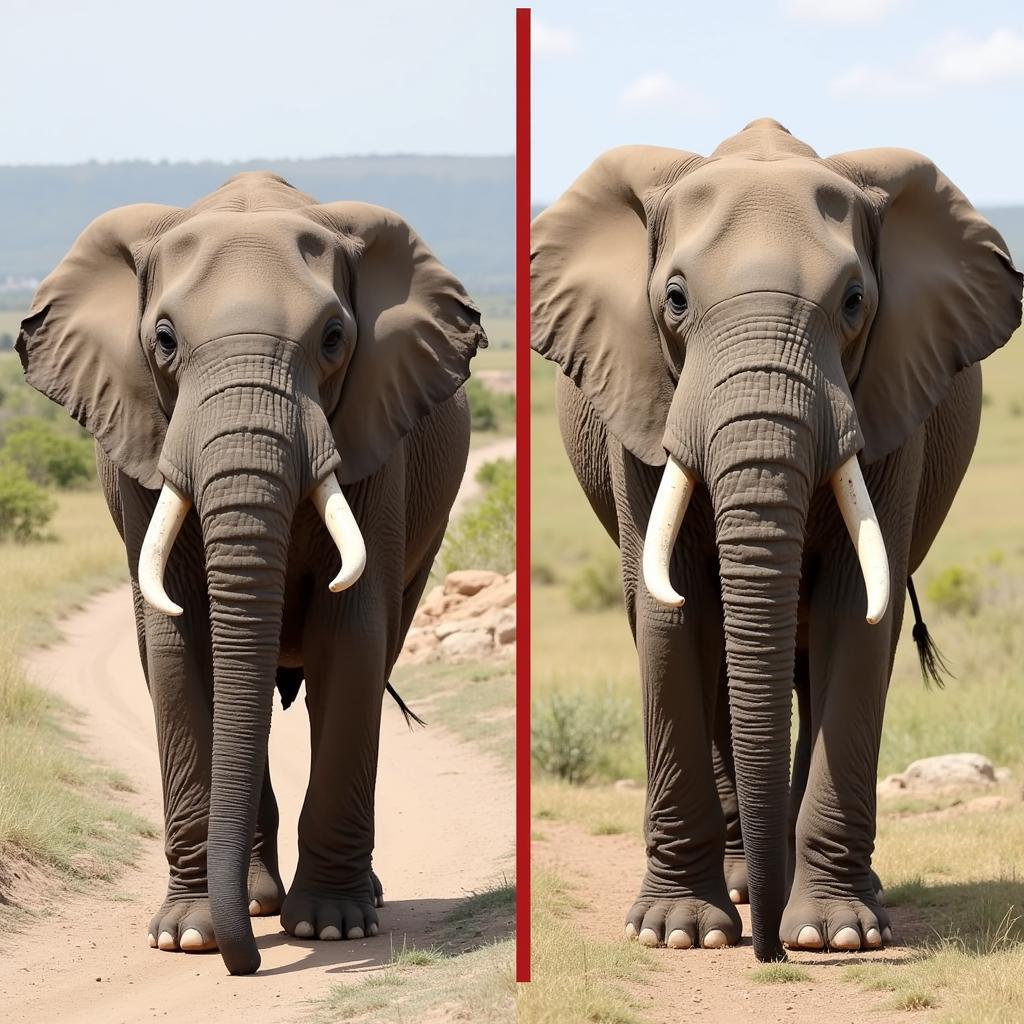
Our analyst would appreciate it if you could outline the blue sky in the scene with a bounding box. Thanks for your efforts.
[1,0,514,164]
[532,0,1024,205]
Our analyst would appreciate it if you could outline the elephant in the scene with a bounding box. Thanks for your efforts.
[17,171,486,975]
[531,119,1021,961]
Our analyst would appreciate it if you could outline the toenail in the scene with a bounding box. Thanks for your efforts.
[294,921,314,938]
[881,926,893,943]
[865,927,881,947]
[368,923,379,936]
[795,925,823,949]
[147,933,157,948]
[180,928,206,951]
[666,929,692,949]
[319,925,341,940]
[157,930,177,951]
[638,927,660,947]
[248,900,262,915]
[624,923,638,940]
[347,926,365,940]
[728,889,743,904]
[831,926,861,950]
[703,929,728,949]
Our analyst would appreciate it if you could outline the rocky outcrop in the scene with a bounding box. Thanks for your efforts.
[877,752,1010,797]
[400,570,516,664]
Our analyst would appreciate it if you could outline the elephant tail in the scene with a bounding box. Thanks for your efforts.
[386,681,427,729]
[275,669,426,728]
[907,577,952,690]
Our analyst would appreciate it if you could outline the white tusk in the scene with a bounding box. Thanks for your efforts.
[830,455,890,625]
[311,473,367,593]
[138,481,191,617]
[642,455,697,608]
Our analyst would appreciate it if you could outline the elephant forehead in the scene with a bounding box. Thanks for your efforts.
[655,158,869,304]
[148,211,348,341]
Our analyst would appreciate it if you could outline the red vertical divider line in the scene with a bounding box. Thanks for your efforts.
[514,4,531,986]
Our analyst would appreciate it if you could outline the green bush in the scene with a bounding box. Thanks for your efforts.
[440,457,515,574]
[926,565,982,616]
[532,689,632,785]
[0,464,55,542]
[1,418,94,488]
[466,377,515,435]
[567,555,622,612]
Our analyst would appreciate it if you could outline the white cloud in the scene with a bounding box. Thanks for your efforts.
[783,0,905,25]
[927,29,1024,83]
[829,64,931,99]
[616,73,711,114]
[830,26,1024,99]
[533,20,579,59]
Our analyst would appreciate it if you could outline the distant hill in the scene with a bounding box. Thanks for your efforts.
[0,156,513,295]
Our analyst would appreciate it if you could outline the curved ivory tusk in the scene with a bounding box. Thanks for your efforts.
[311,473,367,593]
[642,455,697,608]
[830,455,890,625]
[138,481,191,617]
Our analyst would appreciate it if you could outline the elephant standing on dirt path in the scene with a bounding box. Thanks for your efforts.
[531,119,1021,961]
[18,172,486,975]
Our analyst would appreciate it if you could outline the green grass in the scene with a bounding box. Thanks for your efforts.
[749,963,813,984]
[516,869,658,1024]
[0,487,147,918]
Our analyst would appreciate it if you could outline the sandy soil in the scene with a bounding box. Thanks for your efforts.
[0,437,516,1023]
[534,819,933,1024]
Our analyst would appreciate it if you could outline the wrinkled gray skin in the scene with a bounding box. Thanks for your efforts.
[532,120,1021,960]
[18,173,485,975]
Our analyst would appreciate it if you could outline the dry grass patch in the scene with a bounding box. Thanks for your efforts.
[750,963,813,984]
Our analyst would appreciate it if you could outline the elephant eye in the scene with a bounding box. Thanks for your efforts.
[666,280,689,319]
[842,286,864,321]
[322,318,346,357]
[155,320,178,357]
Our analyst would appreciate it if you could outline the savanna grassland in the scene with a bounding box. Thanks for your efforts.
[527,333,1024,1023]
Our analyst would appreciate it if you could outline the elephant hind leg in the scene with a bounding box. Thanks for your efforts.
[712,661,748,905]
[248,761,285,917]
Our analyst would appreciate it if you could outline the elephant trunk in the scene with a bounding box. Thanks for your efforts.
[195,427,297,976]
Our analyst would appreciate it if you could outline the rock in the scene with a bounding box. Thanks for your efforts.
[494,611,516,645]
[876,774,907,798]
[439,631,494,659]
[901,752,996,792]
[459,576,515,618]
[996,766,1013,783]
[444,569,504,597]
[963,795,1015,814]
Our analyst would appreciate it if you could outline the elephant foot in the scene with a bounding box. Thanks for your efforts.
[247,855,285,917]
[723,853,748,904]
[870,866,886,905]
[282,884,379,942]
[147,897,218,953]
[624,888,742,950]
[781,888,891,952]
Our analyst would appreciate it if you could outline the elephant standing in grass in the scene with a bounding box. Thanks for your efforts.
[531,120,1021,960]
[18,172,485,975]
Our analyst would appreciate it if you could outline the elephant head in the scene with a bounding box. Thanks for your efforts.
[531,119,1021,960]
[18,172,484,974]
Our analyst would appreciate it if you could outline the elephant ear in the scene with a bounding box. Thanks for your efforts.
[16,204,183,489]
[315,202,486,484]
[531,146,703,465]
[829,148,1023,464]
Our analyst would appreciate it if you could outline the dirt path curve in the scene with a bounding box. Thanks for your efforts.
[1,437,517,1024]
[535,820,930,1024]
[451,436,516,517]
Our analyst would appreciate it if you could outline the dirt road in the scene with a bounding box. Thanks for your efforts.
[451,436,516,517]
[534,820,927,1024]
[0,436,516,1024]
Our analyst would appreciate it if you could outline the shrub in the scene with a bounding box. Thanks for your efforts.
[926,565,982,616]
[1,418,94,488]
[440,457,514,574]
[0,464,55,542]
[466,378,515,435]
[532,561,557,585]
[532,689,632,784]
[567,555,621,612]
